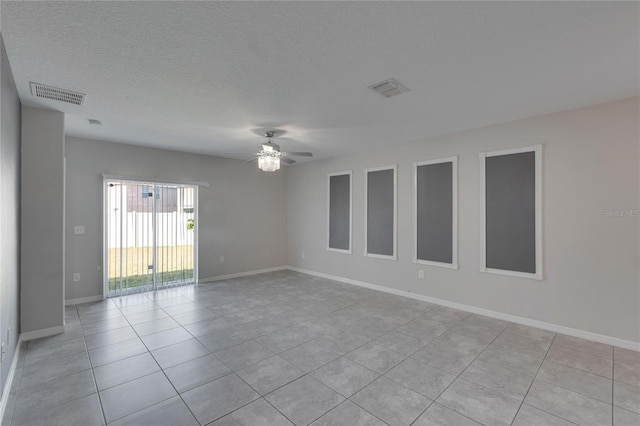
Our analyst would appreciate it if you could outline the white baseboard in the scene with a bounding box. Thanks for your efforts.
[0,335,22,423]
[20,326,65,342]
[287,266,640,352]
[65,295,103,306]
[65,267,289,303]
[199,266,288,284]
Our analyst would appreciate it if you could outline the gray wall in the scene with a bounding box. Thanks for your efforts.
[287,97,640,343]
[65,137,287,301]
[21,106,65,333]
[0,36,21,393]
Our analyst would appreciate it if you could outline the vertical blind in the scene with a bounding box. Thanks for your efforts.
[105,179,197,296]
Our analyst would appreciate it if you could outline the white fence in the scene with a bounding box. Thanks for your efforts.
[107,211,193,248]
[107,182,194,248]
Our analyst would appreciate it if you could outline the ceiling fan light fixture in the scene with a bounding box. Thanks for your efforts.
[258,155,280,172]
[228,129,308,171]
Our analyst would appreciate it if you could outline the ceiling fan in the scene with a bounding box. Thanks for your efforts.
[226,131,313,172]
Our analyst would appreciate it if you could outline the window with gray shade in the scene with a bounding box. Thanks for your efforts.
[481,145,542,279]
[415,159,456,266]
[366,166,396,258]
[328,172,351,252]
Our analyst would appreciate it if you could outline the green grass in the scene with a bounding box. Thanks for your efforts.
[108,268,194,291]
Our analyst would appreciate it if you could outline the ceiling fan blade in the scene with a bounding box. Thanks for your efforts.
[243,158,258,163]
[284,152,313,157]
[280,157,296,164]
[223,152,258,156]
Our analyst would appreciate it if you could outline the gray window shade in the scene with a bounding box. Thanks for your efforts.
[328,174,350,251]
[416,162,453,264]
[485,151,536,273]
[367,168,395,256]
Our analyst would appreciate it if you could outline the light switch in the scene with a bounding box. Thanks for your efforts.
[74,226,85,235]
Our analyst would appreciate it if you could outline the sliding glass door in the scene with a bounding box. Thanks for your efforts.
[105,178,197,296]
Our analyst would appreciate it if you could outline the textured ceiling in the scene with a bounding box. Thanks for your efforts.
[1,1,638,162]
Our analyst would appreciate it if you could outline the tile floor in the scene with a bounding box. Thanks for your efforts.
[2,270,639,425]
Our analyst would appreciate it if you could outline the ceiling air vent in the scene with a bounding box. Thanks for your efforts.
[30,82,86,105]
[368,78,409,98]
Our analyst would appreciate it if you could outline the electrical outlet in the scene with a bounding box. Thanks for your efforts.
[220,256,225,263]
[73,273,80,282]
[73,226,85,235]
[301,252,305,258]
[418,270,424,279]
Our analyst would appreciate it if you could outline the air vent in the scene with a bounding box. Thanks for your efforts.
[368,78,409,98]
[30,82,86,105]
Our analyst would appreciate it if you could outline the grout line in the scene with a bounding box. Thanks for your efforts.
[222,373,296,424]
[526,352,616,406]
[541,357,614,381]
[399,317,504,425]
[172,277,322,424]
[20,286,394,424]
[509,334,558,426]
[178,278,390,424]
[24,271,627,426]
[407,401,438,426]
[612,346,615,426]
[551,337,615,359]
[300,308,476,425]
[81,298,187,424]
[82,317,109,426]
[259,396,297,425]
[149,280,304,423]
[122,298,205,425]
[346,379,423,425]
[59,305,108,426]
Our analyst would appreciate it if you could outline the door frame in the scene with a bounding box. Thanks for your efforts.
[102,175,205,298]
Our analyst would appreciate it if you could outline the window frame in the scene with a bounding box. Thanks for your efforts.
[364,164,398,261]
[326,170,353,254]
[412,156,459,269]
[479,144,543,280]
